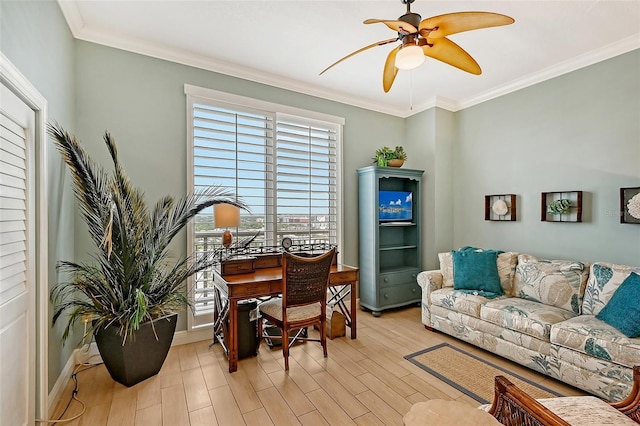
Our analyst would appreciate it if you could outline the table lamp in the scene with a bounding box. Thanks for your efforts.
[214,203,240,248]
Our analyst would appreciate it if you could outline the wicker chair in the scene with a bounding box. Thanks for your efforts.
[258,248,336,370]
[612,366,640,423]
[487,376,570,426]
[488,366,640,425]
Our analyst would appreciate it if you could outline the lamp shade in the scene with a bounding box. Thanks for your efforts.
[395,45,425,70]
[214,203,240,228]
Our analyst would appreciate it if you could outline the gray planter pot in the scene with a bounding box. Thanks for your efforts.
[94,313,177,387]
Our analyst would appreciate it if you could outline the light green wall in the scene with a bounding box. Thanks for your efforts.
[451,49,640,265]
[1,0,77,391]
[405,108,456,270]
[3,0,639,395]
[73,41,405,331]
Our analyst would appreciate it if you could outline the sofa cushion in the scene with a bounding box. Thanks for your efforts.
[481,298,577,341]
[550,344,634,386]
[430,288,506,319]
[452,247,503,298]
[438,250,518,295]
[438,252,455,287]
[596,273,640,337]
[582,262,640,316]
[550,315,640,368]
[513,254,589,314]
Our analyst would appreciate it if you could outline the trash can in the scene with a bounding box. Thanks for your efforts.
[235,299,259,359]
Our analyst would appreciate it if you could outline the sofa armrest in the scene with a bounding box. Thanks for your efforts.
[417,270,443,327]
[417,269,443,292]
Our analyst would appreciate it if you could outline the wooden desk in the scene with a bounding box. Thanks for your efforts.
[212,264,359,373]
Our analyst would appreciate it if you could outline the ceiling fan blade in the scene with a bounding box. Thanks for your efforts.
[320,38,398,75]
[383,46,401,93]
[420,37,482,75]
[419,12,514,38]
[364,19,418,35]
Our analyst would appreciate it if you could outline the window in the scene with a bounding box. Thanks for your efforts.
[185,85,344,328]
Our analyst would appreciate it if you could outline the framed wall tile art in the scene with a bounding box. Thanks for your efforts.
[485,194,516,221]
[541,191,583,223]
[620,187,640,224]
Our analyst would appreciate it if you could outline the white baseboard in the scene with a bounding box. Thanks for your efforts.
[172,327,212,346]
[47,350,76,417]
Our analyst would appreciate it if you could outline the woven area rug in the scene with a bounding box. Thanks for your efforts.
[404,343,563,404]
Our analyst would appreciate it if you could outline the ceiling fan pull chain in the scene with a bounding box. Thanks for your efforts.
[409,71,414,111]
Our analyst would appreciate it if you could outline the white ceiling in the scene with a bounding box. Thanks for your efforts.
[58,0,640,117]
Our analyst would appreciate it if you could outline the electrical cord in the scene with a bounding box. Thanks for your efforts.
[35,364,98,424]
[36,320,102,424]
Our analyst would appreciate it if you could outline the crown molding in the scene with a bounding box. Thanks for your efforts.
[403,96,459,117]
[57,1,408,117]
[57,1,639,118]
[454,35,640,112]
[57,0,84,34]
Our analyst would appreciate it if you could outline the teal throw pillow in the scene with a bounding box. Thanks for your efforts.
[596,272,640,338]
[452,247,503,298]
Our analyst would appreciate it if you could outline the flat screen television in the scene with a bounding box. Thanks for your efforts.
[378,190,413,222]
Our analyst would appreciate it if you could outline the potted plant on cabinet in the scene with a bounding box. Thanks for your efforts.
[48,123,247,387]
[373,146,407,167]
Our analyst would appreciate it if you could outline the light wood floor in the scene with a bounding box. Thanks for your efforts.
[49,306,585,425]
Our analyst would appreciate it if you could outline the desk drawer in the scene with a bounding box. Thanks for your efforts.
[222,257,256,275]
[379,283,420,306]
[330,271,358,285]
[378,269,419,287]
[232,282,272,297]
[254,254,282,269]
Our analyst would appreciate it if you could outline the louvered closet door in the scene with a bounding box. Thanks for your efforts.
[0,83,36,426]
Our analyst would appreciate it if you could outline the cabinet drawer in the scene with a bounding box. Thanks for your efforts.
[378,283,420,306]
[378,269,419,287]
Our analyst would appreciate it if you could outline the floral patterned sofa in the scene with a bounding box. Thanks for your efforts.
[417,250,640,402]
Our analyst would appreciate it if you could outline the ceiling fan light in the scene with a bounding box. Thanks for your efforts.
[395,44,425,70]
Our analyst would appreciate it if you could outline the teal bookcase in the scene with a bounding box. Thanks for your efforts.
[357,166,424,316]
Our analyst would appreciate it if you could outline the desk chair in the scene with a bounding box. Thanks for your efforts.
[258,248,336,370]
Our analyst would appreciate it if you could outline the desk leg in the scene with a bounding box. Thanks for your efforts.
[228,298,238,373]
[350,281,357,339]
[211,287,228,347]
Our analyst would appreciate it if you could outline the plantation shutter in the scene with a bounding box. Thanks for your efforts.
[186,85,343,329]
[191,101,275,324]
[275,115,338,244]
[0,113,28,304]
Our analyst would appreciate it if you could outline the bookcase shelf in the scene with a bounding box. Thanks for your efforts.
[357,166,424,317]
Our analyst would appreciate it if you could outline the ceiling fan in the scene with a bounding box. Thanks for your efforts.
[320,0,514,93]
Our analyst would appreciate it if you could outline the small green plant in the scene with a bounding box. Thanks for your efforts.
[393,146,407,161]
[373,146,407,166]
[547,199,572,214]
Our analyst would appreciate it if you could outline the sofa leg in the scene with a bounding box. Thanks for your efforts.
[424,325,434,332]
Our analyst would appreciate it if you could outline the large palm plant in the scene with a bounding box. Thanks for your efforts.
[49,123,246,344]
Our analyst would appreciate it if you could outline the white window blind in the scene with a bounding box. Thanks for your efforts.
[190,102,274,324]
[0,113,28,304]
[186,86,343,328]
[276,116,337,244]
